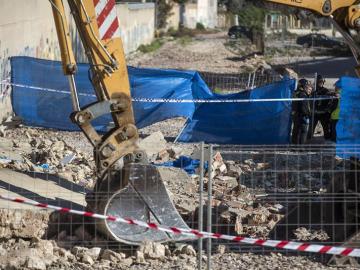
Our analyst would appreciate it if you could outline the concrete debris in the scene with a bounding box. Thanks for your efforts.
[25,256,47,270]
[0,209,49,239]
[138,131,167,160]
[81,254,94,265]
[216,245,227,255]
[138,241,166,260]
[174,244,197,257]
[293,227,330,241]
[101,249,126,262]
[2,128,95,188]
[168,146,183,159]
[135,250,147,264]
[0,125,6,137]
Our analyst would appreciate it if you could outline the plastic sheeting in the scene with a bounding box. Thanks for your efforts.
[11,57,194,131]
[177,79,296,144]
[156,156,207,175]
[336,76,360,158]
[11,56,296,145]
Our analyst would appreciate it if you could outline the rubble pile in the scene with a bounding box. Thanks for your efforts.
[0,237,200,270]
[1,128,96,189]
[293,227,330,241]
[203,152,283,238]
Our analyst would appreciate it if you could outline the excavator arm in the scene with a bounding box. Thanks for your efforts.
[50,0,141,178]
[49,0,191,245]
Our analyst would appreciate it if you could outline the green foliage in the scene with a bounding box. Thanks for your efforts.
[218,0,246,14]
[138,39,164,53]
[167,27,177,36]
[237,3,265,32]
[168,27,196,37]
[177,35,193,46]
[156,0,174,29]
[196,22,205,30]
[213,88,224,94]
[172,0,189,4]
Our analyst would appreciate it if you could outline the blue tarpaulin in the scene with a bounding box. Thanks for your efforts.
[155,156,208,175]
[11,56,296,145]
[177,79,295,144]
[336,76,360,158]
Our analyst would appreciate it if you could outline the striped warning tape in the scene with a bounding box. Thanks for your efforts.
[0,193,359,257]
[0,81,338,103]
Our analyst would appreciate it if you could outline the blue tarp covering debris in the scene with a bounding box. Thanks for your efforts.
[11,56,296,144]
[336,77,360,158]
[156,156,207,175]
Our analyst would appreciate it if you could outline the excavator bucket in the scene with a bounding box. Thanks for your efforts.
[91,163,194,245]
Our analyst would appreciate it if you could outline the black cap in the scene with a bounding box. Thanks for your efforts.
[317,74,325,83]
[298,78,309,88]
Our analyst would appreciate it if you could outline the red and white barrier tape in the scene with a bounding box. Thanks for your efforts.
[0,193,359,257]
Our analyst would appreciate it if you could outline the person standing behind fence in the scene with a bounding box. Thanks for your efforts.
[308,75,333,140]
[330,80,342,142]
[292,79,312,145]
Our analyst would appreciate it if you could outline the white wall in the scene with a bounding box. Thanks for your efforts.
[183,0,217,29]
[0,0,73,121]
[117,3,155,54]
[197,0,217,28]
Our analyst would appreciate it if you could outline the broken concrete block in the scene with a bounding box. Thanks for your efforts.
[216,176,238,189]
[0,126,6,137]
[139,131,167,158]
[101,249,125,263]
[81,254,95,265]
[25,256,47,270]
[168,146,183,159]
[135,251,146,264]
[86,247,101,261]
[216,245,227,255]
[138,241,166,260]
[226,163,242,178]
[174,244,196,257]
[157,149,170,162]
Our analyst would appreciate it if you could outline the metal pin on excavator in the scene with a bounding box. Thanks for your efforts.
[48,0,360,248]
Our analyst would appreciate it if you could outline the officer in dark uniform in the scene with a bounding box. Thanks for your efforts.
[308,75,333,140]
[292,79,312,145]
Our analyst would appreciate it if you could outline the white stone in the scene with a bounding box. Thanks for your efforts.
[139,131,167,158]
[25,256,46,270]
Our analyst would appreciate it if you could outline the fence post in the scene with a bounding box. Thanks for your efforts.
[207,145,213,270]
[198,142,205,270]
[247,73,251,89]
[251,72,256,89]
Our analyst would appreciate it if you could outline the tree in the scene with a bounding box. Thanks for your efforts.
[155,0,173,29]
[238,3,266,53]
[218,0,246,13]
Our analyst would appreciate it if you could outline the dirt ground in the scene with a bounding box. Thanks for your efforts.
[127,32,272,74]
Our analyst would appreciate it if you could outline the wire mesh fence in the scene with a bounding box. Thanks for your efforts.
[199,71,283,93]
[202,144,360,266]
